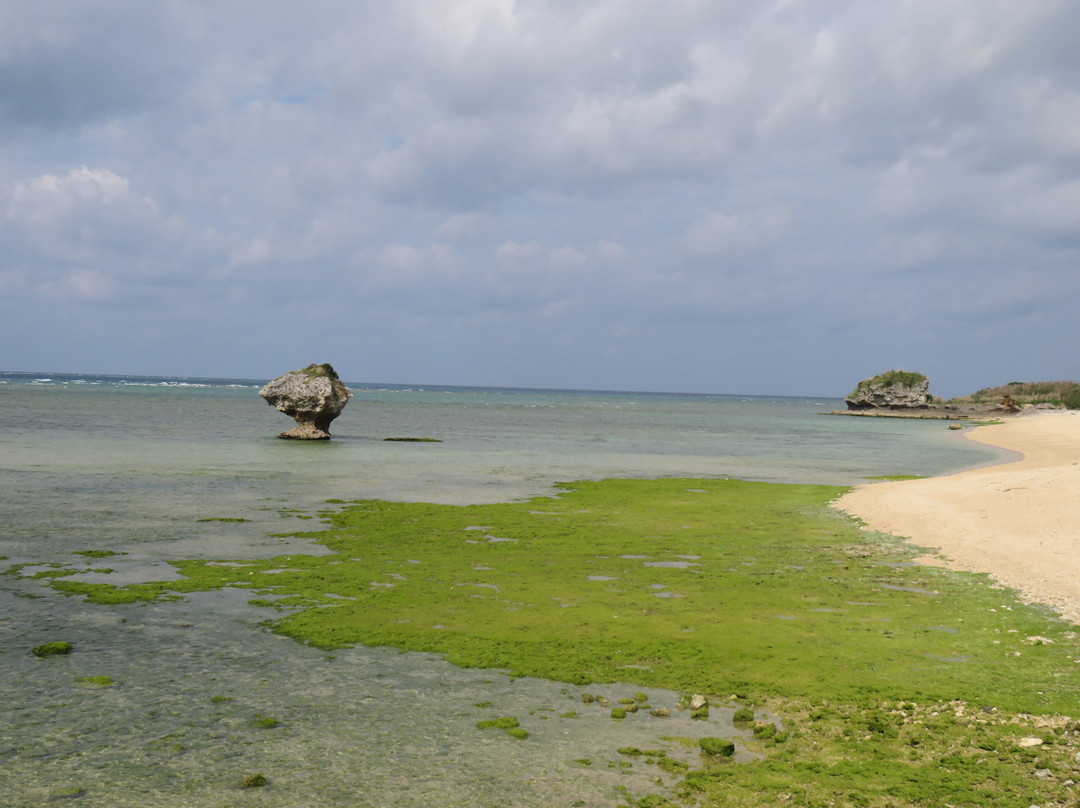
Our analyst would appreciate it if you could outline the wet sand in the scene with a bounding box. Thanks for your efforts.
[835,411,1080,624]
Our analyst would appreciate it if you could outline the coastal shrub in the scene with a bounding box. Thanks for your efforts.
[1062,384,1080,410]
[956,379,1080,407]
[698,737,736,757]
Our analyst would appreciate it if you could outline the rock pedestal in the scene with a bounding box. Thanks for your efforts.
[259,363,352,440]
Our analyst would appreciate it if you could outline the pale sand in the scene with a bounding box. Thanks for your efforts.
[835,411,1080,624]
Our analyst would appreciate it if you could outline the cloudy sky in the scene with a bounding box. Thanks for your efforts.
[2,1,1078,397]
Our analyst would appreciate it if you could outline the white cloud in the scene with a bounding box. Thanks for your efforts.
[8,166,140,224]
[2,0,1080,393]
[681,209,789,256]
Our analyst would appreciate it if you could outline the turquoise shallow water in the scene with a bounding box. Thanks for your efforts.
[0,372,1001,806]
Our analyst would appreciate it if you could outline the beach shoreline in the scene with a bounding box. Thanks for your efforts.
[836,410,1080,624]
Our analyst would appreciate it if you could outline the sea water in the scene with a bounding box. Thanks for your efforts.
[0,372,1001,807]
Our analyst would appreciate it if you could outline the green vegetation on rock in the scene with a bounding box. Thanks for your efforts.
[300,362,339,380]
[850,370,928,397]
[477,716,520,730]
[732,707,755,723]
[239,773,267,788]
[75,675,113,686]
[698,737,735,757]
[32,641,73,657]
[477,715,528,739]
[73,549,124,558]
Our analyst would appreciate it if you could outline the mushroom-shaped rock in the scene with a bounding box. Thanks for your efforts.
[259,363,352,440]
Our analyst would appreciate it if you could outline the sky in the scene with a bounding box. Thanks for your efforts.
[1,1,1078,398]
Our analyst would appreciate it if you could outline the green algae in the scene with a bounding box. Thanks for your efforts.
[239,773,267,788]
[32,641,73,657]
[698,737,735,757]
[42,476,1080,806]
[477,715,528,739]
[49,477,1080,713]
[73,549,124,558]
[46,786,85,800]
[75,675,113,686]
[477,716,520,730]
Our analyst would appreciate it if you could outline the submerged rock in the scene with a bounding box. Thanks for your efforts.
[259,363,352,440]
[32,641,73,657]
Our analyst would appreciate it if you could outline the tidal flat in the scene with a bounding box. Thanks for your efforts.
[43,477,1080,807]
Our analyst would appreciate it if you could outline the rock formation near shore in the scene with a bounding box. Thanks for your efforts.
[845,370,931,411]
[259,363,352,440]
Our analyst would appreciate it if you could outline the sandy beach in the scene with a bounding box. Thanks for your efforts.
[836,411,1080,624]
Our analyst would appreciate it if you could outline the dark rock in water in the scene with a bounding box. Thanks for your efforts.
[845,370,931,411]
[259,363,352,440]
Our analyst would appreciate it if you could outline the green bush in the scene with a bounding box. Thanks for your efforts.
[1062,385,1080,410]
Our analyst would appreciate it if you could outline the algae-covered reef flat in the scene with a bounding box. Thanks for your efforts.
[52,478,1080,806]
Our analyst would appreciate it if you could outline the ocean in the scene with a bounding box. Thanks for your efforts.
[0,371,1001,807]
